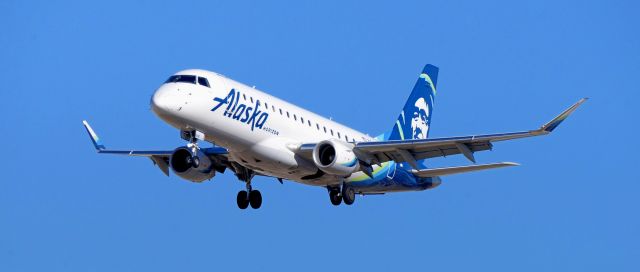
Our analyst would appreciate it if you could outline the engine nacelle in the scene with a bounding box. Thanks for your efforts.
[312,139,359,176]
[169,147,215,183]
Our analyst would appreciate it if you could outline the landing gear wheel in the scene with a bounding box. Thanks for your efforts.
[342,186,356,205]
[237,191,249,209]
[329,190,342,206]
[249,190,262,209]
[192,156,200,168]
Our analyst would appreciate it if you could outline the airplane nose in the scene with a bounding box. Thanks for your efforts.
[151,88,174,114]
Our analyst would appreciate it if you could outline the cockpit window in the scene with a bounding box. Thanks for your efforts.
[197,77,210,88]
[165,75,196,84]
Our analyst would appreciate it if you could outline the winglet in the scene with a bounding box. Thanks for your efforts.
[82,120,106,151]
[539,98,588,133]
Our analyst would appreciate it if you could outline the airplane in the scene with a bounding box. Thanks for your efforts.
[83,64,586,209]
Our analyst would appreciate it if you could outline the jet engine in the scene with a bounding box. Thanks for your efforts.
[170,147,216,182]
[312,139,360,176]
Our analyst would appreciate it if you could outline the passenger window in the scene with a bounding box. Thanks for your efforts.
[337,132,341,138]
[316,123,320,130]
[330,129,334,136]
[243,94,247,101]
[294,114,297,121]
[250,97,254,103]
[197,77,210,87]
[323,126,327,133]
[265,102,268,109]
[301,117,304,124]
[279,108,283,115]
[345,135,349,141]
[272,105,276,112]
[286,111,290,118]
[308,120,311,127]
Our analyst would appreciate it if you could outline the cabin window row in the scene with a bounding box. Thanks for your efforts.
[164,78,358,142]
[238,94,355,142]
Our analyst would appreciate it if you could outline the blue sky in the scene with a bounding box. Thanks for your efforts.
[1,0,638,271]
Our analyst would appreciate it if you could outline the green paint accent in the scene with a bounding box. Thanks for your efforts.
[395,120,405,140]
[348,162,391,182]
[419,73,437,95]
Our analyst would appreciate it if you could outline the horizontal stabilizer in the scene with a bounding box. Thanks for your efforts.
[411,162,519,178]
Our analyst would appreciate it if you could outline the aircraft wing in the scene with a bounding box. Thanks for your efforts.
[298,98,587,168]
[82,120,228,176]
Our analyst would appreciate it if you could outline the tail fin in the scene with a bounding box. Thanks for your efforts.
[387,64,439,141]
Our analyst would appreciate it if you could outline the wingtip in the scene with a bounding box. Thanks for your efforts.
[82,120,105,150]
[540,98,587,133]
[503,162,520,166]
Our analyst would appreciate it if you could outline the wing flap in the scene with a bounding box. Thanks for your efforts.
[150,156,170,176]
[410,141,493,161]
[411,162,519,177]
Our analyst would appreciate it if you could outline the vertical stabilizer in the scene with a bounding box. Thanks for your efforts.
[388,64,439,141]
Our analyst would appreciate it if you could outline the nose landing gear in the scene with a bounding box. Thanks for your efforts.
[191,156,200,168]
[185,155,200,168]
[182,130,203,168]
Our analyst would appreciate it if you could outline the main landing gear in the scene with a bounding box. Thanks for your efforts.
[236,184,262,209]
[327,184,356,206]
[233,163,262,209]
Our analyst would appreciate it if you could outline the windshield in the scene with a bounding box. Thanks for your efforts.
[197,77,210,87]
[164,75,197,84]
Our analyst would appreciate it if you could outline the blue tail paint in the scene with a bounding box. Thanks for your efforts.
[387,64,439,141]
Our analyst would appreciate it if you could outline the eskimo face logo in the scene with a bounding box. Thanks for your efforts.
[211,89,268,131]
[410,97,429,139]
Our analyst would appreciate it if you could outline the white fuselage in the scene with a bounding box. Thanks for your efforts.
[151,69,374,186]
